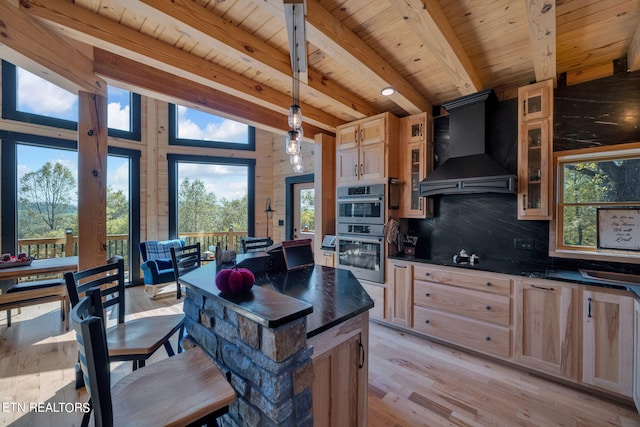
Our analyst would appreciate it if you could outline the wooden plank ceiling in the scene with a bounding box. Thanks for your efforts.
[3,0,640,136]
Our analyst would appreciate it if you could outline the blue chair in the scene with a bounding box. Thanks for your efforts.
[139,239,184,298]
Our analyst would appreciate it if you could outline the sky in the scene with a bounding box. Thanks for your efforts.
[14,67,249,201]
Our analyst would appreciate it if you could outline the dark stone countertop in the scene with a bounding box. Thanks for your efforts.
[178,261,373,338]
[389,255,640,298]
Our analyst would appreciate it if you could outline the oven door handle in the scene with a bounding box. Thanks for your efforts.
[337,197,383,204]
[339,236,384,244]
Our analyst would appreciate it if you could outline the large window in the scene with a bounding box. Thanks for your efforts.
[168,154,255,253]
[168,104,255,150]
[553,142,640,262]
[2,60,141,140]
[1,134,140,280]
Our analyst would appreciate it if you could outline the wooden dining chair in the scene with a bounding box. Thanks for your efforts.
[72,289,235,427]
[64,257,184,374]
[170,242,201,299]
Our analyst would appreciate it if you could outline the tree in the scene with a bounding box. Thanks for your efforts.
[19,162,76,232]
[178,178,218,233]
[107,186,129,235]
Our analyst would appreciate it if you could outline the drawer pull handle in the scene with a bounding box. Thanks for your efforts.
[425,320,430,324]
[394,264,407,269]
[530,284,555,291]
[588,297,592,318]
[486,282,492,287]
[485,305,491,311]
[485,336,491,342]
[425,293,431,297]
[424,272,430,277]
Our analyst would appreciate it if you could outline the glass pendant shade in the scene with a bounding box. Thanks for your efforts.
[290,153,302,165]
[285,129,301,155]
[288,105,303,130]
[293,162,304,173]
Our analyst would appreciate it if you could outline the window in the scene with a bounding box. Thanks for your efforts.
[0,134,141,281]
[2,61,141,140]
[168,104,255,150]
[552,142,640,262]
[167,154,255,253]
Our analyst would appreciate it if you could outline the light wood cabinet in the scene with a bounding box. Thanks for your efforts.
[387,260,412,328]
[310,312,369,427]
[411,264,512,358]
[514,278,578,379]
[517,79,553,220]
[582,289,634,397]
[399,112,434,218]
[360,279,386,321]
[335,113,398,184]
[319,251,335,268]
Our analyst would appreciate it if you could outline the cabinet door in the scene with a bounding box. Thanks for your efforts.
[336,147,359,183]
[312,333,361,426]
[360,280,386,321]
[405,113,427,144]
[387,261,412,327]
[320,251,335,267]
[514,280,578,379]
[582,290,634,397]
[359,116,385,146]
[359,142,385,181]
[517,119,552,219]
[518,80,552,122]
[401,142,430,218]
[336,123,359,149]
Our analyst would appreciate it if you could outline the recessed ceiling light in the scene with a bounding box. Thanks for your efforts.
[381,87,395,96]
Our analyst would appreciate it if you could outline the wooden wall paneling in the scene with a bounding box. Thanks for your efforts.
[313,133,336,262]
[254,128,275,240]
[155,101,171,240]
[77,91,108,270]
[143,97,158,241]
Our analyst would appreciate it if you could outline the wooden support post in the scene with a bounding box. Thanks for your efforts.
[65,230,75,257]
[77,91,108,270]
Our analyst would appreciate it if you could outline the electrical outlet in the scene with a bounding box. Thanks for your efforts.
[514,238,534,250]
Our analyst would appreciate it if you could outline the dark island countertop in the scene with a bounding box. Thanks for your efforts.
[389,254,640,298]
[178,260,374,338]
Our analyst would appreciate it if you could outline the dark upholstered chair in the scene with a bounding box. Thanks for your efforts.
[71,290,235,427]
[64,257,184,375]
[139,239,184,298]
[170,243,201,300]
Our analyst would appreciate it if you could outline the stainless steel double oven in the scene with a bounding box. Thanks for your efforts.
[336,184,385,283]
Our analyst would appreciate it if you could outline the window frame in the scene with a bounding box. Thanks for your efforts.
[1,61,141,141]
[550,141,640,264]
[167,154,256,239]
[168,104,256,151]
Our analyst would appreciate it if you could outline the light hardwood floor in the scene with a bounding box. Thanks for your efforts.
[1,285,639,426]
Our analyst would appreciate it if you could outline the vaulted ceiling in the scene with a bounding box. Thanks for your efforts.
[1,0,639,137]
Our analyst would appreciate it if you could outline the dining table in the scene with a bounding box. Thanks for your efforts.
[0,256,79,329]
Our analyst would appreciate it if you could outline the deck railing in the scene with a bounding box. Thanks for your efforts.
[17,229,249,261]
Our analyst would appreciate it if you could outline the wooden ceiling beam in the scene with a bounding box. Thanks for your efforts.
[0,1,105,96]
[387,0,482,97]
[94,49,328,139]
[525,0,557,85]
[628,21,640,72]
[115,0,377,120]
[17,0,342,132]
[250,0,431,115]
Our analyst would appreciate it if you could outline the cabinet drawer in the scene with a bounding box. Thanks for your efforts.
[413,265,511,296]
[414,280,511,326]
[361,282,386,321]
[413,306,511,358]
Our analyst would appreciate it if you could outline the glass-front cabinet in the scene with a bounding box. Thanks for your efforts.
[399,112,434,218]
[517,80,553,220]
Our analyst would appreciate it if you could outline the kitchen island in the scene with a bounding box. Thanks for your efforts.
[178,259,373,427]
